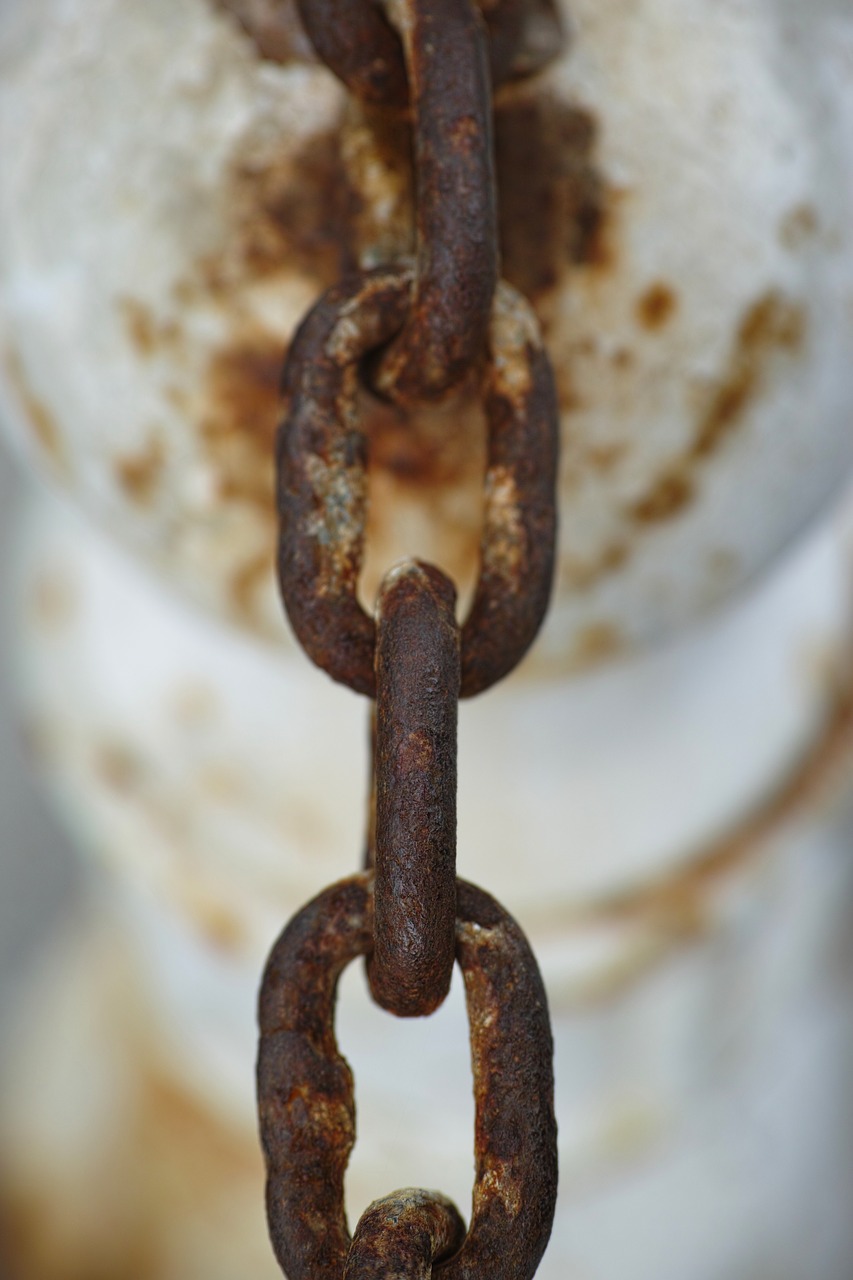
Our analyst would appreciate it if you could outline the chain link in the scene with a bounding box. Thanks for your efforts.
[292,0,564,105]
[259,2,563,1275]
[258,876,558,1280]
[370,560,459,1017]
[277,268,558,698]
[370,0,497,403]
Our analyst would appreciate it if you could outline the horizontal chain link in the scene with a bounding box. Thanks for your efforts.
[345,1189,465,1280]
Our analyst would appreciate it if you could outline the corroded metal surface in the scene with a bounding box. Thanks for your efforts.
[345,1189,466,1280]
[370,0,497,404]
[370,561,460,1018]
[257,874,557,1280]
[292,0,563,105]
[277,270,558,697]
[460,282,558,696]
[4,0,852,660]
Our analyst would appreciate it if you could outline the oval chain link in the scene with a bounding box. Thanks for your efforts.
[276,267,558,699]
[257,875,558,1280]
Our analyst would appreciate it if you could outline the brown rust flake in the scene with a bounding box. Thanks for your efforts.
[3,346,67,473]
[494,93,610,307]
[635,282,678,332]
[115,435,166,506]
[202,335,285,513]
[207,126,360,294]
[627,290,806,525]
[629,467,695,524]
[693,290,806,460]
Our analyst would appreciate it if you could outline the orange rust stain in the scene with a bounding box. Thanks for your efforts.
[3,347,66,472]
[635,282,678,331]
[178,885,248,953]
[29,570,77,631]
[559,542,629,591]
[693,290,806,460]
[229,548,274,626]
[168,682,220,730]
[585,441,628,473]
[570,621,625,667]
[494,93,611,306]
[0,1193,160,1280]
[201,335,285,513]
[139,1070,260,1175]
[93,741,145,794]
[204,125,359,293]
[630,468,695,524]
[779,203,820,252]
[117,298,184,359]
[0,1061,261,1280]
[115,435,166,506]
[625,291,806,526]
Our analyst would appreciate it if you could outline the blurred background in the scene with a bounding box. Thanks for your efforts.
[0,441,79,1026]
[3,1,853,1278]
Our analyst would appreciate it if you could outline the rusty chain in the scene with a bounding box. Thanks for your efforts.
[368,0,497,403]
[258,877,558,1280]
[258,0,563,1276]
[277,268,558,698]
[292,0,563,106]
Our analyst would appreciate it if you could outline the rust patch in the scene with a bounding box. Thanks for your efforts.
[585,441,628,473]
[29,570,77,631]
[625,291,806,527]
[230,549,274,625]
[3,347,66,472]
[115,435,166,506]
[118,297,184,358]
[559,542,629,590]
[494,93,610,305]
[779,203,820,252]
[212,0,317,64]
[93,741,146,795]
[201,335,285,513]
[207,126,359,293]
[362,389,486,603]
[693,290,806,460]
[569,621,625,667]
[635,282,678,331]
[364,391,482,488]
[177,884,248,953]
[629,468,695,524]
[168,681,219,730]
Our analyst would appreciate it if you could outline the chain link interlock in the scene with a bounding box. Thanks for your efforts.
[257,1,564,1275]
